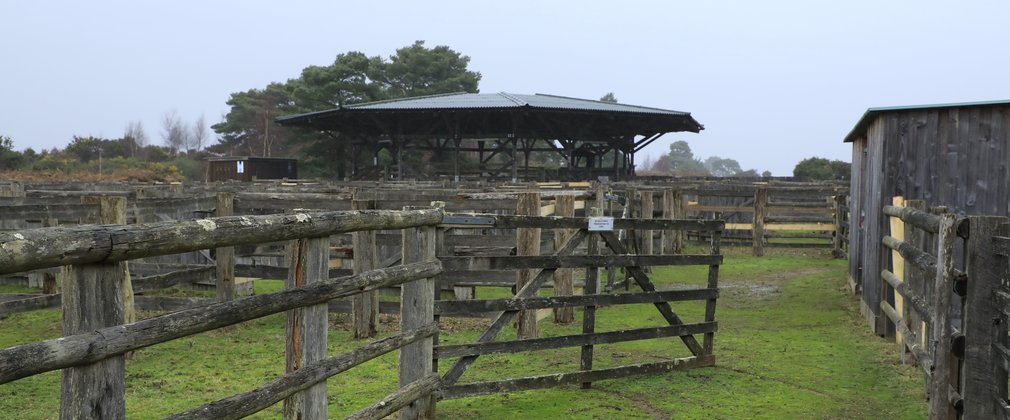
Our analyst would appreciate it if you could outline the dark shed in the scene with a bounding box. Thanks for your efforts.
[207,156,298,182]
[844,99,1010,333]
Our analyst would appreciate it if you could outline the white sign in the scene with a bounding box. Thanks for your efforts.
[588,217,614,231]
[236,161,245,174]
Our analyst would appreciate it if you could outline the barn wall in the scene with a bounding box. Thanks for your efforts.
[854,104,1010,334]
[848,137,866,294]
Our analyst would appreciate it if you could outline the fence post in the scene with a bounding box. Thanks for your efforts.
[283,234,329,419]
[61,196,128,419]
[928,212,956,420]
[905,200,928,360]
[215,192,236,302]
[553,194,576,324]
[516,191,541,339]
[399,213,436,419]
[885,196,905,343]
[832,194,846,258]
[662,189,675,255]
[641,190,654,267]
[582,206,603,389]
[352,199,378,339]
[752,186,767,257]
[963,216,1009,419]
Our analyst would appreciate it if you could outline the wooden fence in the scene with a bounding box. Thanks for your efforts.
[878,199,1010,419]
[0,196,721,417]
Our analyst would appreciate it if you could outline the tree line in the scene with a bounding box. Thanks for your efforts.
[638,140,850,181]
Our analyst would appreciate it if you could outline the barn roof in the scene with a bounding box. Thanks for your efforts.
[275,92,703,140]
[844,99,1010,143]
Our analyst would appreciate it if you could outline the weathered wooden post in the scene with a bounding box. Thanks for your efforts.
[662,189,678,254]
[752,186,768,257]
[61,196,129,419]
[399,211,436,419]
[832,194,846,258]
[581,207,603,389]
[215,192,236,302]
[905,200,928,354]
[673,189,686,252]
[928,212,956,420]
[885,197,905,343]
[516,191,541,339]
[283,231,330,419]
[963,216,1009,419]
[352,198,378,339]
[641,190,654,272]
[553,194,576,324]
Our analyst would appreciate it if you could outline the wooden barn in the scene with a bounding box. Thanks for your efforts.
[844,99,1010,334]
[207,156,298,182]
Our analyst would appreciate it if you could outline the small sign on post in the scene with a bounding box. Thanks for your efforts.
[588,217,614,231]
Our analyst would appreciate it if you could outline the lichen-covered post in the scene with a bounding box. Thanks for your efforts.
[283,226,329,419]
[399,210,437,419]
[215,192,236,302]
[61,196,128,419]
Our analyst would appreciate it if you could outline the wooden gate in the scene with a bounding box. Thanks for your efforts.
[433,212,723,397]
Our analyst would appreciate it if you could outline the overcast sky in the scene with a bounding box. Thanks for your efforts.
[3,1,1008,175]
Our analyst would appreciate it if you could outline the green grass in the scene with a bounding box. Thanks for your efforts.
[0,247,926,419]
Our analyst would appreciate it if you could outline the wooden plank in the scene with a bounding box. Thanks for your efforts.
[725,222,834,231]
[0,293,61,316]
[441,355,715,399]
[447,214,723,232]
[436,322,716,358]
[352,199,378,339]
[133,266,214,292]
[0,208,444,275]
[703,224,721,354]
[167,323,437,420]
[0,261,441,384]
[963,217,1010,419]
[348,374,440,420]
[434,289,717,315]
[439,255,722,271]
[516,191,541,339]
[399,222,436,419]
[883,204,942,233]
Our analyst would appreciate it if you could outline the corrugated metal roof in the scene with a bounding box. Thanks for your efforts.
[843,99,1010,143]
[279,92,693,122]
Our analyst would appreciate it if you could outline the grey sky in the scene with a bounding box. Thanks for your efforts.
[3,1,1008,175]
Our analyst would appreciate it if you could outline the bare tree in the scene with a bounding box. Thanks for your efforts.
[124,120,148,158]
[161,110,188,155]
[190,114,208,152]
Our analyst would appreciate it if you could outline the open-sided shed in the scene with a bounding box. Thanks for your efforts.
[844,99,1010,333]
[276,92,703,181]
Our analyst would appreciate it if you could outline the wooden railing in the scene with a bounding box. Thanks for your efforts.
[0,207,444,419]
[879,200,1010,419]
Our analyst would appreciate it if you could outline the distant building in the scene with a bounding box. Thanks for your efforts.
[207,156,298,182]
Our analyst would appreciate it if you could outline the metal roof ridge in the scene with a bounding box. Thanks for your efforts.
[344,91,471,108]
[842,98,1010,143]
[531,93,689,114]
[498,92,529,107]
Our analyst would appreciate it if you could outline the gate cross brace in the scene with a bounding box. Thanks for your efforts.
[440,229,590,387]
[599,231,705,356]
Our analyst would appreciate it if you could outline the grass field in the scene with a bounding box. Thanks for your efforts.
[0,247,926,419]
